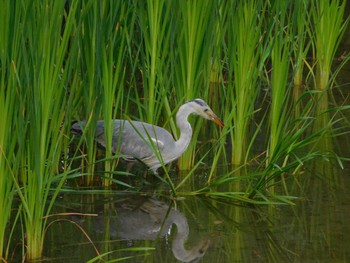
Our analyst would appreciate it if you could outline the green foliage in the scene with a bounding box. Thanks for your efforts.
[0,41,17,261]
[312,0,349,90]
[0,0,80,259]
[17,1,79,259]
[135,0,172,124]
[223,0,269,164]
[268,2,293,162]
[173,0,217,169]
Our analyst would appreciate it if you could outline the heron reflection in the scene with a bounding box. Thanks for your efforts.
[93,196,210,263]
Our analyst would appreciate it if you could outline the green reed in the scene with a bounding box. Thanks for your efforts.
[99,1,129,187]
[291,0,311,117]
[71,1,134,187]
[132,0,177,178]
[0,3,349,261]
[268,2,292,163]
[0,52,17,261]
[74,1,104,185]
[223,0,268,165]
[3,1,79,259]
[174,0,216,170]
[0,86,13,261]
[312,0,348,90]
[135,0,172,124]
[248,8,350,198]
[0,2,17,259]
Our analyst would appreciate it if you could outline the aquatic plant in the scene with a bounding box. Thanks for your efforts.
[312,0,349,90]
[135,0,173,126]
[98,1,129,187]
[291,0,311,117]
[0,0,349,260]
[0,45,17,262]
[268,1,293,163]
[73,1,103,185]
[0,3,19,260]
[223,0,269,165]
[2,1,79,259]
[173,0,217,170]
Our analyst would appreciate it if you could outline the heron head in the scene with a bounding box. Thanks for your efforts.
[187,99,224,128]
[71,120,87,135]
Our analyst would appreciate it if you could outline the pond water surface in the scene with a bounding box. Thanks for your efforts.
[24,155,348,263]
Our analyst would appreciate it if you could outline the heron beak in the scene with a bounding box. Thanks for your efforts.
[207,112,224,128]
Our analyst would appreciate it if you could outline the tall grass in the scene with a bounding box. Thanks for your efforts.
[268,2,292,163]
[0,85,14,261]
[291,0,311,118]
[174,0,217,170]
[224,0,269,165]
[99,1,129,186]
[0,43,17,262]
[0,0,349,259]
[135,0,172,125]
[312,0,349,90]
[74,1,104,185]
[71,1,135,186]
[0,2,18,259]
[3,1,79,259]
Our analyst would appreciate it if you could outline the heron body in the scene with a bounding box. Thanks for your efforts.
[71,99,224,172]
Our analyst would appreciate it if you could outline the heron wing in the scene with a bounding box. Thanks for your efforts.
[109,120,173,161]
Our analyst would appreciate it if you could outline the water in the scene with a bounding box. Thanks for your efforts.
[22,157,347,263]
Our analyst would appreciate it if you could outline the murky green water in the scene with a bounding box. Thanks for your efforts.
[12,157,347,263]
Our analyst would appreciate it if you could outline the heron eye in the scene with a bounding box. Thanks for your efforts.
[204,109,208,112]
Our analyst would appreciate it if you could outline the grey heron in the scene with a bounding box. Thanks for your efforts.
[71,99,224,173]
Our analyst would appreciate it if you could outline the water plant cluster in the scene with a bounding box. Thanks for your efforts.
[0,0,349,261]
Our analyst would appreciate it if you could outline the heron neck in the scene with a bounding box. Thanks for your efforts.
[174,105,193,156]
[170,210,192,261]
[170,210,208,262]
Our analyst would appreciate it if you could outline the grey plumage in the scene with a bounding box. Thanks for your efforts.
[71,99,224,173]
